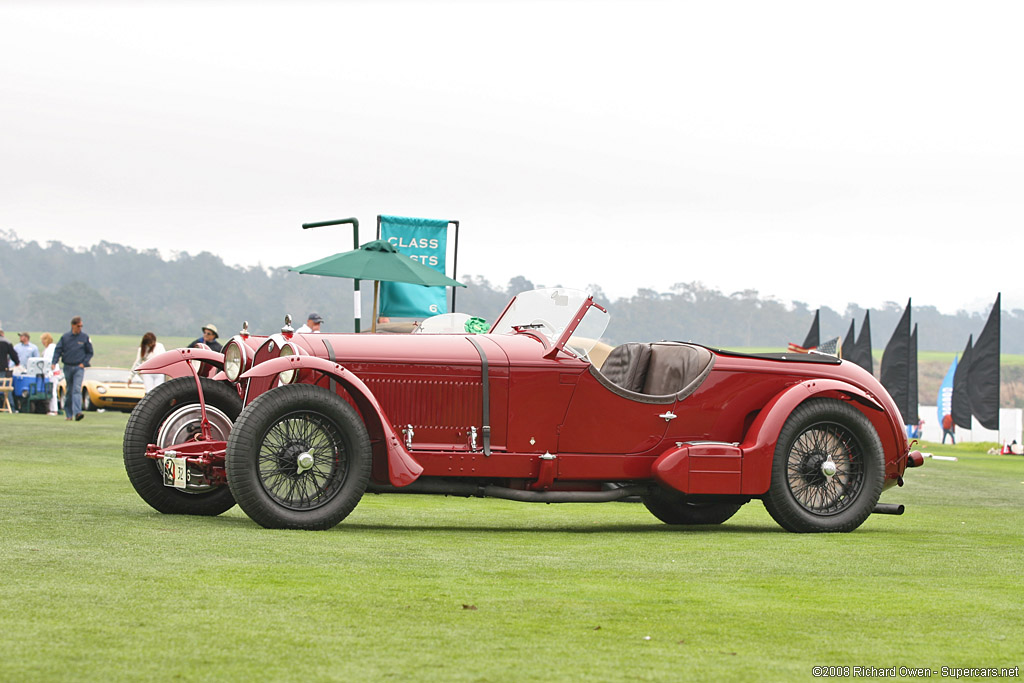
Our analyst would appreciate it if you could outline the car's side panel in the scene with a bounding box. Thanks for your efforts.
[353,363,508,451]
[664,370,797,445]
[505,362,581,454]
[557,371,670,454]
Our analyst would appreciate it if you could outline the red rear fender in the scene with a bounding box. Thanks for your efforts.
[737,379,890,495]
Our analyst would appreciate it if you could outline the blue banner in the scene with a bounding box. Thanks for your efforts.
[378,215,450,318]
[937,355,957,426]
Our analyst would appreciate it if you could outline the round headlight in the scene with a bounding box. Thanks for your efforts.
[223,341,243,382]
[97,386,107,394]
[278,343,297,384]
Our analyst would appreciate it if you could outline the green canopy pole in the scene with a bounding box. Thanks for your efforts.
[302,218,361,332]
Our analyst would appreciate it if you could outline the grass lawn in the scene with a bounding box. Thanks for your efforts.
[1,413,1022,682]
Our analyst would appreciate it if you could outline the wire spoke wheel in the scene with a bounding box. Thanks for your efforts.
[786,422,865,515]
[763,398,885,533]
[226,384,371,530]
[257,410,348,511]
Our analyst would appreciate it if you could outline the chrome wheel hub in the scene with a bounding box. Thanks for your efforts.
[820,455,837,479]
[295,451,314,474]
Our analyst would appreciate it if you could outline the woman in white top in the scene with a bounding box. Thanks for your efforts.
[41,332,59,414]
[132,332,167,392]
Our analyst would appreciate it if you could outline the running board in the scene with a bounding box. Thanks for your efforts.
[369,480,650,503]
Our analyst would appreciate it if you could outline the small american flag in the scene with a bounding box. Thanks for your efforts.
[814,336,842,357]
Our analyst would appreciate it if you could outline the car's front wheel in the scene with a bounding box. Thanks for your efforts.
[642,487,744,525]
[762,398,885,533]
[82,390,93,411]
[225,384,372,530]
[123,377,242,515]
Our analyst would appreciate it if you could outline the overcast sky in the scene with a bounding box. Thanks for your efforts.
[2,1,1021,315]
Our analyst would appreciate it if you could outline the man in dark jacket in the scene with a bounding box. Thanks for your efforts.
[51,316,94,421]
[189,324,222,353]
[0,325,18,377]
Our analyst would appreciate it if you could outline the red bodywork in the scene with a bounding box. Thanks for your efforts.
[137,303,914,500]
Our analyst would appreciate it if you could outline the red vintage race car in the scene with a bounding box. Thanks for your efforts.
[124,287,923,532]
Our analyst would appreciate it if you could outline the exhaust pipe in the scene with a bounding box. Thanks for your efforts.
[873,503,905,515]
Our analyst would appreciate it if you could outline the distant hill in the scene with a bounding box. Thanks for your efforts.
[5,231,1022,408]
[1,231,1020,353]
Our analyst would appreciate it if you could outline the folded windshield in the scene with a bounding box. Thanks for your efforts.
[490,288,609,360]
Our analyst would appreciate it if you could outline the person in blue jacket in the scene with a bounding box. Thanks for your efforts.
[51,316,93,421]
[188,324,222,353]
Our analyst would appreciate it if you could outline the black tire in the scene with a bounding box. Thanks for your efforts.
[762,398,885,533]
[225,384,372,530]
[642,487,744,525]
[82,390,94,411]
[123,377,242,516]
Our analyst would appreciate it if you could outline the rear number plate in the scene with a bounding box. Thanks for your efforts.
[161,457,188,489]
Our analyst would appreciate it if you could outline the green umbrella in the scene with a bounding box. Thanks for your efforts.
[290,240,465,331]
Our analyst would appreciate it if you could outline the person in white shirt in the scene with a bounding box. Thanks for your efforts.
[40,332,59,414]
[132,332,167,392]
[296,312,324,334]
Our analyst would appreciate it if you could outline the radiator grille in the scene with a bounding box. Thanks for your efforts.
[364,377,482,428]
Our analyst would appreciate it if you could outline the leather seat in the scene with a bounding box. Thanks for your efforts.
[641,343,714,396]
[599,342,652,393]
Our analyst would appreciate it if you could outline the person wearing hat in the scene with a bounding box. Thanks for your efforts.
[296,313,324,334]
[189,324,222,353]
[14,332,40,370]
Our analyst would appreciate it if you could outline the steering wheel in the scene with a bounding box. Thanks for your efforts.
[530,318,557,338]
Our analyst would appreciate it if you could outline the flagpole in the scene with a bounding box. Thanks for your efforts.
[372,280,379,333]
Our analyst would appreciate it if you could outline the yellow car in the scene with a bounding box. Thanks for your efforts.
[57,366,147,413]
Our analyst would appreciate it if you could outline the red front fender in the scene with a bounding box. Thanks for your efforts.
[240,356,423,488]
[136,347,225,379]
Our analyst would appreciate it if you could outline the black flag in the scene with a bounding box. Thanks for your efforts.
[968,293,1001,430]
[880,299,912,424]
[907,323,919,424]
[802,310,820,349]
[846,311,874,374]
[952,335,973,430]
[842,319,856,361]
[857,311,874,376]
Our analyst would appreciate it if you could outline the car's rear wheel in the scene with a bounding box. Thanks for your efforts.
[762,398,884,533]
[642,487,744,525]
[225,384,371,530]
[123,377,242,516]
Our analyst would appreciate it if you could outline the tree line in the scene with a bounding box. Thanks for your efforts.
[1,231,1021,354]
